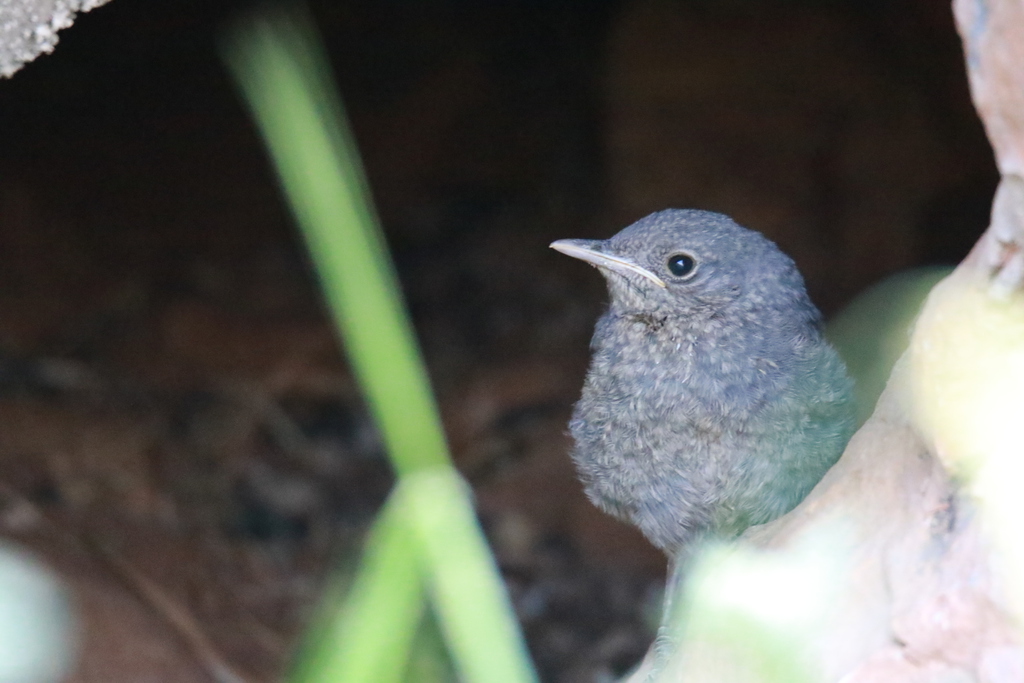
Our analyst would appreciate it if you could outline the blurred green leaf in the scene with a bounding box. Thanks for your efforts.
[223,9,446,477]
[398,469,537,683]
[291,497,423,683]
[223,8,538,683]
[826,266,952,425]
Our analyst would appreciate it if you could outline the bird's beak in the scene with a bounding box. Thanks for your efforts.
[550,239,667,288]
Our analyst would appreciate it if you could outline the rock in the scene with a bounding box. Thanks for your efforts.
[0,0,112,78]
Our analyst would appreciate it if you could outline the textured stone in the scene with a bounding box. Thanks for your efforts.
[0,0,112,78]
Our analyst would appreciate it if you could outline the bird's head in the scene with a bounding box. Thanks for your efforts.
[551,209,814,325]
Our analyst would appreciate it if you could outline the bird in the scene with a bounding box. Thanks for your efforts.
[551,209,855,557]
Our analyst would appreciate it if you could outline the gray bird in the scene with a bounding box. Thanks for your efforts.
[552,209,855,556]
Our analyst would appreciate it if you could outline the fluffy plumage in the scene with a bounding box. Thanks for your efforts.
[552,209,855,554]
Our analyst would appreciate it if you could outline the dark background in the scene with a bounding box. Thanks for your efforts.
[0,0,996,681]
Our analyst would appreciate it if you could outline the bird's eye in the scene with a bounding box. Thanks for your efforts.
[666,253,697,278]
